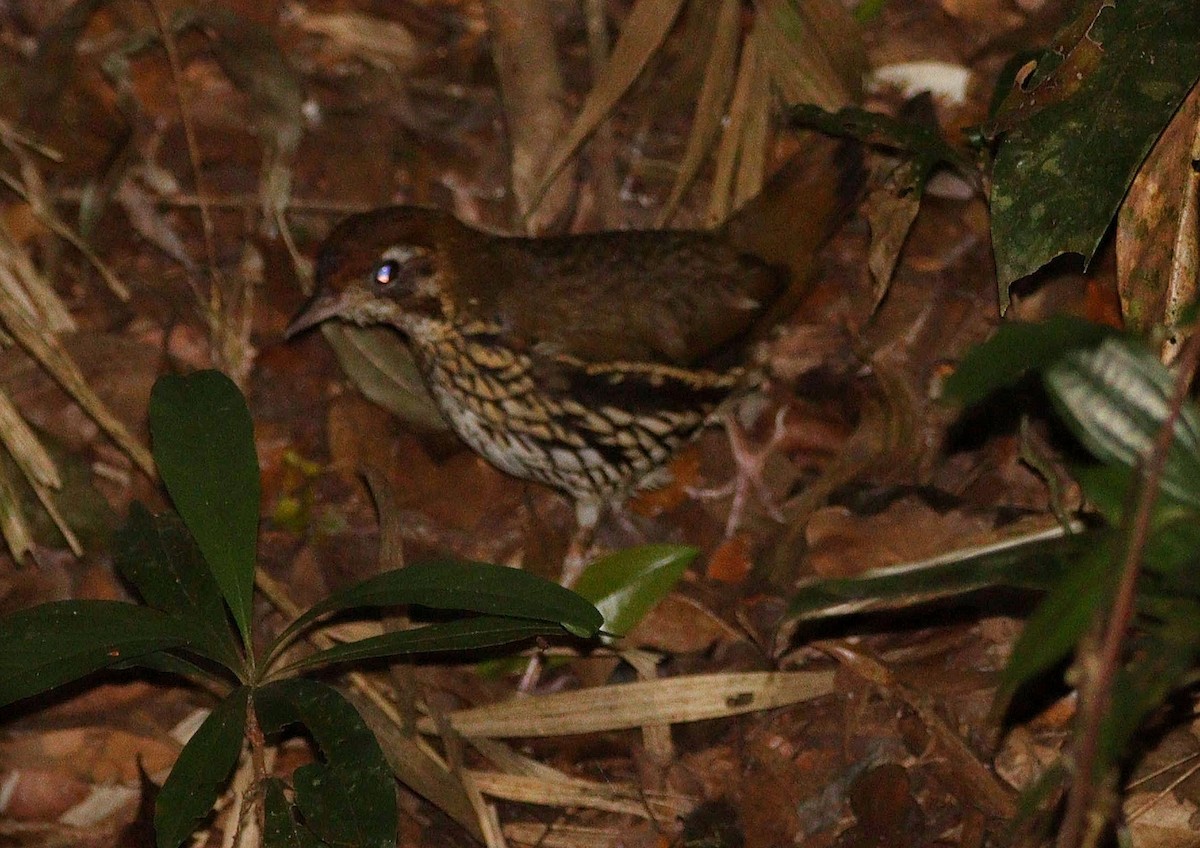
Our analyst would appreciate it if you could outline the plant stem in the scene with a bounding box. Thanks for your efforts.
[1056,331,1200,848]
[245,691,268,839]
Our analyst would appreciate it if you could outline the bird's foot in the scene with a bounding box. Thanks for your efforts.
[688,406,789,537]
[519,506,600,694]
[558,499,602,588]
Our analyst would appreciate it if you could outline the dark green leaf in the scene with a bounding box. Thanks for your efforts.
[277,560,602,650]
[155,687,249,848]
[1044,338,1200,510]
[986,50,1047,120]
[255,680,395,848]
[1101,609,1200,772]
[111,651,222,681]
[943,316,1114,406]
[263,778,323,848]
[572,544,695,637]
[281,616,560,675]
[787,103,973,189]
[114,503,241,670]
[150,371,260,644]
[788,527,1079,620]
[1072,464,1133,526]
[995,541,1114,712]
[989,1,1200,296]
[292,762,382,848]
[1073,464,1198,535]
[1140,517,1200,579]
[0,601,202,708]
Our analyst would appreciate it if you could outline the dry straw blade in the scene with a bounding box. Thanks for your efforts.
[417,671,835,738]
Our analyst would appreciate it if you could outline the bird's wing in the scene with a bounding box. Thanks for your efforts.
[451,231,787,368]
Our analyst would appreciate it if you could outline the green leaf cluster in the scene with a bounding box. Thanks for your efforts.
[0,370,605,848]
[791,319,1200,810]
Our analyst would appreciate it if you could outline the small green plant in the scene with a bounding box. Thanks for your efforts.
[0,370,606,848]
[789,317,1200,841]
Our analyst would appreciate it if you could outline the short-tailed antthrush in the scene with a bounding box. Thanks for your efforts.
[286,146,860,570]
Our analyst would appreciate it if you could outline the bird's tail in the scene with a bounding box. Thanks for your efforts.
[721,134,865,335]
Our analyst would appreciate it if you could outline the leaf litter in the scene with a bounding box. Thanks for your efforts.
[1,1,1197,847]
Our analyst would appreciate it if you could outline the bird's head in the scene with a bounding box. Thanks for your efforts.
[285,206,461,339]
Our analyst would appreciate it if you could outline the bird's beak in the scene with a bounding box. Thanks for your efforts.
[284,291,343,339]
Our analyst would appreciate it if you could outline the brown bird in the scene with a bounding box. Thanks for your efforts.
[287,146,859,579]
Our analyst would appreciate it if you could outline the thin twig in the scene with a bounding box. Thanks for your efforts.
[0,168,131,300]
[144,0,222,308]
[51,187,373,216]
[0,117,62,161]
[1126,753,1200,822]
[583,0,619,229]
[1056,330,1200,848]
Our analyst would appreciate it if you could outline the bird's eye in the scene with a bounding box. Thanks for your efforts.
[372,259,401,291]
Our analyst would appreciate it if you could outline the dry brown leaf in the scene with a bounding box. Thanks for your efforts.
[658,0,741,226]
[626,592,732,653]
[418,671,835,737]
[994,726,1062,792]
[707,31,763,225]
[468,770,694,818]
[294,9,421,72]
[1116,79,1200,362]
[805,499,993,579]
[531,0,688,209]
[0,305,153,475]
[0,768,92,821]
[1125,791,1200,848]
[485,0,576,231]
[753,0,864,110]
[864,170,922,307]
[502,822,627,848]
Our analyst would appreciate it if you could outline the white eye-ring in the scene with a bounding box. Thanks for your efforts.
[371,245,436,295]
[372,259,401,290]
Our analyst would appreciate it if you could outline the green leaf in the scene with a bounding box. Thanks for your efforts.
[0,601,203,708]
[944,316,1114,406]
[292,761,383,848]
[1100,608,1200,771]
[263,778,323,848]
[150,371,260,645]
[1072,464,1134,526]
[155,687,248,848]
[788,526,1079,620]
[1073,464,1199,535]
[572,544,696,638]
[1141,519,1200,580]
[989,1,1200,299]
[276,560,602,652]
[111,651,221,681]
[1044,338,1200,510]
[995,541,1114,712]
[281,616,561,676]
[787,103,973,189]
[114,503,242,670]
[255,679,395,848]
